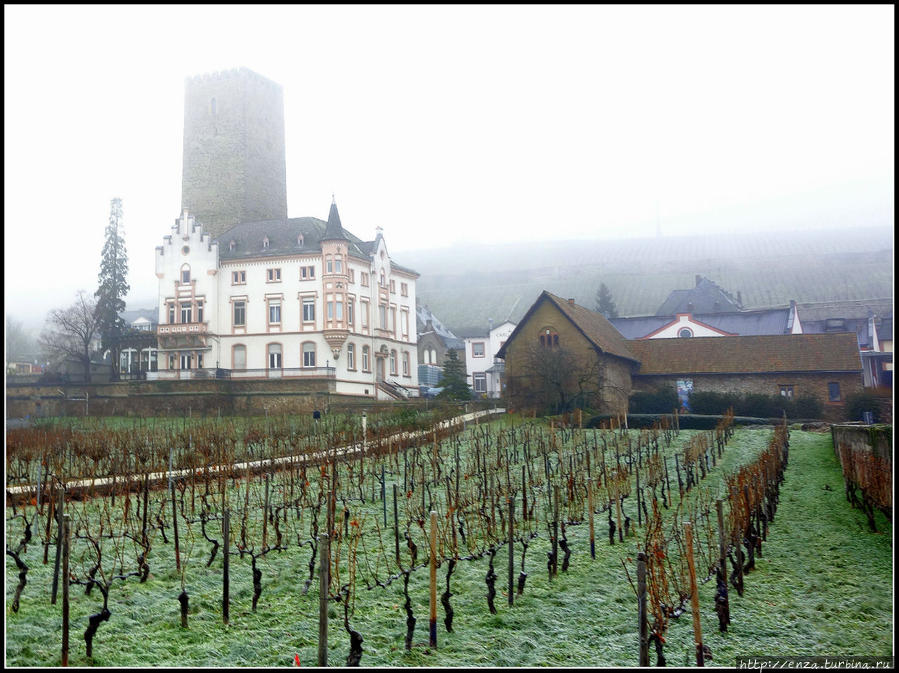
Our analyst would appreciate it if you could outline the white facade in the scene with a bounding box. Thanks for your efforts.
[154,208,419,398]
[464,321,516,398]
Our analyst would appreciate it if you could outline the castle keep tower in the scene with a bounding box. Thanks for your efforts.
[181,68,288,239]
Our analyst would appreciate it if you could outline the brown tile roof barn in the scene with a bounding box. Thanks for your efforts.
[541,291,639,363]
[628,332,862,375]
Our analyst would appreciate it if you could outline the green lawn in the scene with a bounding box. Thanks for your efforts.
[5,427,892,667]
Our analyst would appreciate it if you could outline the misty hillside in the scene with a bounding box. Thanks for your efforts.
[404,226,893,336]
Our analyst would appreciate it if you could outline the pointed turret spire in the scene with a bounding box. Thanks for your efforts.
[323,196,347,240]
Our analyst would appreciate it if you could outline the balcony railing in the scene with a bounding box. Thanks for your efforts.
[148,367,336,381]
[157,322,208,335]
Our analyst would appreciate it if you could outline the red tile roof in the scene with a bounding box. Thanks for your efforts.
[628,332,862,375]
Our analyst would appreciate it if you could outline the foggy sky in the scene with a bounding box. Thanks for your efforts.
[4,5,894,330]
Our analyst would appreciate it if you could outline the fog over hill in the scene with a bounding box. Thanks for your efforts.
[405,226,894,336]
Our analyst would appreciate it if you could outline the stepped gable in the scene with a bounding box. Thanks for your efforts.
[627,332,862,375]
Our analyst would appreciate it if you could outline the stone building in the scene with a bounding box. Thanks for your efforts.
[497,291,639,414]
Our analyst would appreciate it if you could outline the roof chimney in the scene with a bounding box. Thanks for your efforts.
[568,298,575,306]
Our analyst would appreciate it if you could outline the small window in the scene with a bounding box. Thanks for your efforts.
[168,303,175,324]
[473,372,487,393]
[361,272,369,287]
[297,233,304,246]
[347,299,355,326]
[232,270,246,285]
[828,382,841,402]
[390,279,396,294]
[197,300,204,323]
[348,269,355,283]
[389,350,397,375]
[303,298,316,323]
[347,343,356,370]
[401,282,408,297]
[301,265,315,280]
[233,301,246,327]
[268,344,282,369]
[678,327,694,338]
[229,240,236,251]
[362,345,370,372]
[181,245,190,255]
[779,385,794,399]
[181,266,191,284]
[233,344,247,370]
[326,256,333,273]
[335,255,343,274]
[402,351,410,376]
[267,268,281,282]
[472,342,485,357]
[263,236,270,249]
[269,301,281,324]
[302,342,316,368]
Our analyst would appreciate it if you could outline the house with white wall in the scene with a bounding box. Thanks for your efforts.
[154,200,419,399]
[462,320,516,398]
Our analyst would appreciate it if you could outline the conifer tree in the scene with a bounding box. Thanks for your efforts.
[95,197,130,379]
[595,282,618,319]
[437,349,471,400]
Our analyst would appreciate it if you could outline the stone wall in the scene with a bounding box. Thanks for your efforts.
[7,377,336,419]
[632,371,863,422]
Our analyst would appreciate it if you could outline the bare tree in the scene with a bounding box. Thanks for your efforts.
[39,291,101,383]
[6,315,38,368]
[512,342,631,416]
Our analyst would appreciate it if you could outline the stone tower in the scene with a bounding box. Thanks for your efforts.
[181,67,288,239]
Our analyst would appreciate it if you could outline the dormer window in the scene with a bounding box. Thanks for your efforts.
[297,233,304,246]
[263,236,270,249]
[229,240,236,251]
[678,328,694,338]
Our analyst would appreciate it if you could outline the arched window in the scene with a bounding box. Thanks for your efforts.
[380,270,386,287]
[678,328,694,338]
[362,345,370,372]
[268,343,282,369]
[389,349,397,376]
[180,264,191,284]
[263,236,270,249]
[232,344,247,370]
[347,343,355,370]
[539,328,559,347]
[302,342,316,368]
[430,348,437,364]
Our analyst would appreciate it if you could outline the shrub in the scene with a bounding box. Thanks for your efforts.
[687,390,824,420]
[792,395,823,419]
[628,388,679,414]
[844,391,882,423]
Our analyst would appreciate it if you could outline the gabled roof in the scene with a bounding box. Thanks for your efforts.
[655,276,742,315]
[497,291,638,364]
[416,305,464,349]
[628,332,862,375]
[612,307,794,339]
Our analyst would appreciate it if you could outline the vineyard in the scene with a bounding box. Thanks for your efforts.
[5,411,893,667]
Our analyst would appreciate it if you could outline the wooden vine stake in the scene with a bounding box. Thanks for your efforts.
[637,552,649,667]
[684,521,705,666]
[51,483,64,604]
[222,507,230,626]
[508,497,514,606]
[715,499,730,631]
[61,514,70,667]
[171,477,181,571]
[580,472,593,558]
[429,510,438,648]
[319,532,330,667]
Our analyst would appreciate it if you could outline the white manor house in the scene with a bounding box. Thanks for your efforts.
[153,199,420,399]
